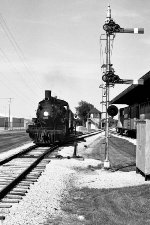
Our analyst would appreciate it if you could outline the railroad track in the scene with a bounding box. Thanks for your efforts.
[0,130,102,219]
[0,145,58,210]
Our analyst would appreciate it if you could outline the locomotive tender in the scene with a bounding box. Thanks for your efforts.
[27,90,74,145]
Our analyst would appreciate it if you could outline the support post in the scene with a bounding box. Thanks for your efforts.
[104,16,111,169]
[8,98,11,130]
[101,4,144,169]
[73,141,78,157]
[0,216,5,225]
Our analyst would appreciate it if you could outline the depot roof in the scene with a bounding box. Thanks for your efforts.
[89,108,101,114]
[110,71,150,105]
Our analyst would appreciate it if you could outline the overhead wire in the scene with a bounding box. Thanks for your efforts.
[0,13,42,88]
[0,13,42,97]
[110,33,115,57]
[0,49,40,114]
[99,34,105,75]
[0,12,44,117]
[99,34,106,115]
[0,74,35,107]
[0,46,37,104]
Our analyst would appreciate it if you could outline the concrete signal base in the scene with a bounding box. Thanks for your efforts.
[104,160,110,169]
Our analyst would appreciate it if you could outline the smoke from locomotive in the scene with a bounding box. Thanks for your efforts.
[26,90,74,145]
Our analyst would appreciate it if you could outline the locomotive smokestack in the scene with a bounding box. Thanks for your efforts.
[45,90,51,100]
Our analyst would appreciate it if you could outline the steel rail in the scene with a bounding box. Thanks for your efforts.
[0,145,58,200]
[0,130,102,200]
[0,144,37,166]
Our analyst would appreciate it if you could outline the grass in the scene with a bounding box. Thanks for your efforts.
[60,184,150,225]
[46,135,150,225]
[80,135,136,172]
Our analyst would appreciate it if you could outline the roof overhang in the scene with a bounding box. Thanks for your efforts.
[110,71,150,105]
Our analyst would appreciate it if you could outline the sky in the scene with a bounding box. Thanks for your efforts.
[0,0,149,119]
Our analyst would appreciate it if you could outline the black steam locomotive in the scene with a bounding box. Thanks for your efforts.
[27,90,74,145]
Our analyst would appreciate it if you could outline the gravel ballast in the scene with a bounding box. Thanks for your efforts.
[1,132,149,224]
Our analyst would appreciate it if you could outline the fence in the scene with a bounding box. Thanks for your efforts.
[0,117,26,130]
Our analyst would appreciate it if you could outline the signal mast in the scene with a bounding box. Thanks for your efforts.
[101,5,144,168]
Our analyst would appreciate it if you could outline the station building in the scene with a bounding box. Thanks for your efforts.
[110,71,150,180]
[86,108,101,131]
[110,71,150,135]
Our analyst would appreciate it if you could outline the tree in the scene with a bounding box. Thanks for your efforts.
[75,101,94,126]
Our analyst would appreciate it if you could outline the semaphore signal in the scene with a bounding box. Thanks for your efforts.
[100,4,144,169]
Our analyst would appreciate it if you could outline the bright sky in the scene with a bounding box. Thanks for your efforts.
[0,0,149,118]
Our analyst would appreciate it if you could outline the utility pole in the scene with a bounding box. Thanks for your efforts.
[101,5,144,169]
[8,98,12,130]
[0,98,14,130]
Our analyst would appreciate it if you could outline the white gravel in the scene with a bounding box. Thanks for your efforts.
[1,132,149,225]
[0,142,34,161]
[3,160,74,225]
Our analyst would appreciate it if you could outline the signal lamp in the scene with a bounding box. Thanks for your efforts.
[107,105,118,117]
[102,74,108,82]
[43,111,49,116]
[102,72,120,83]
[74,114,77,119]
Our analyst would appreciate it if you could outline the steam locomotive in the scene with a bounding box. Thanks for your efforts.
[26,90,74,145]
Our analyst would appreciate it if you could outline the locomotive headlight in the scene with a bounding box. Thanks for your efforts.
[43,111,49,116]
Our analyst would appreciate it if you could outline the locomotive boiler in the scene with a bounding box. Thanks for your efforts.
[26,90,74,145]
